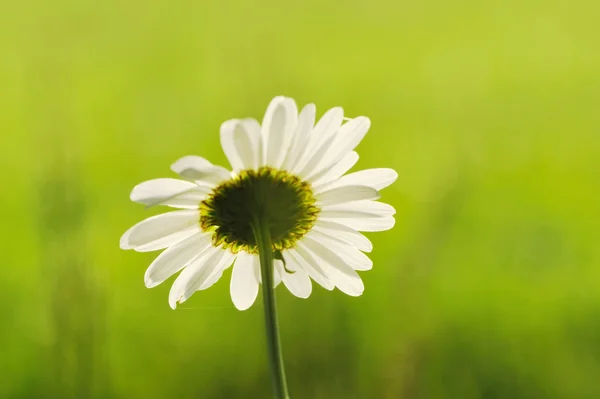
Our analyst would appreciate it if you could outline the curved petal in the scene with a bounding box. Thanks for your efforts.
[309,116,371,178]
[316,185,380,206]
[286,247,334,290]
[281,266,312,299]
[220,119,263,171]
[302,236,364,296]
[305,230,372,271]
[230,251,260,311]
[169,247,235,309]
[281,103,316,172]
[290,107,343,174]
[130,178,211,209]
[198,267,225,291]
[183,250,235,303]
[171,155,211,172]
[241,118,264,169]
[144,232,213,288]
[322,200,396,217]
[307,151,359,186]
[313,107,344,139]
[262,97,298,168]
[313,219,372,252]
[120,210,201,252]
[170,155,231,186]
[319,215,396,232]
[327,116,371,163]
[168,246,219,309]
[315,168,398,193]
[197,252,236,291]
[296,133,337,180]
[319,201,396,219]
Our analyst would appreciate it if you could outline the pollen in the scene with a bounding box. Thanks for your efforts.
[199,167,319,254]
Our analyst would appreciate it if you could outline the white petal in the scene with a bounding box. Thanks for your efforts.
[131,178,195,203]
[281,104,316,172]
[184,251,235,302]
[315,168,398,193]
[262,97,298,168]
[302,236,365,296]
[339,248,372,271]
[169,247,235,309]
[241,118,264,169]
[230,252,260,311]
[144,232,213,288]
[313,219,372,252]
[327,116,371,163]
[313,107,344,138]
[322,200,396,217]
[280,263,312,298]
[198,267,225,291]
[130,178,211,209]
[306,116,371,179]
[170,155,231,186]
[305,230,372,271]
[197,253,236,291]
[168,246,219,309]
[307,151,359,186]
[319,201,396,219]
[286,247,334,290]
[290,107,343,174]
[120,210,200,252]
[171,155,212,172]
[319,216,396,232]
[220,119,262,171]
[296,133,337,180]
[316,185,380,206]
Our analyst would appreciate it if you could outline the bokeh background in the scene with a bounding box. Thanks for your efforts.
[2,0,599,398]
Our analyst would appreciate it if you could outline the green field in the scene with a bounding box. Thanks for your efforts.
[1,0,599,398]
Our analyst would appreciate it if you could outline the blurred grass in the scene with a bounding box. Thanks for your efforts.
[1,0,599,398]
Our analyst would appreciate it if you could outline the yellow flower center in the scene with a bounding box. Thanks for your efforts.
[200,167,319,254]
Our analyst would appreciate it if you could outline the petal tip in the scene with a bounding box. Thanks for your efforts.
[269,95,287,104]
[170,155,211,175]
[220,119,240,136]
[144,275,159,289]
[129,186,140,202]
[233,301,252,311]
[168,297,179,310]
[385,169,399,187]
[304,103,316,111]
[119,230,132,250]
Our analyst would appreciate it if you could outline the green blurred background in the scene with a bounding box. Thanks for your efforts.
[2,0,599,398]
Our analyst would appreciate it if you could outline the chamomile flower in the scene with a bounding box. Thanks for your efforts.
[120,96,397,310]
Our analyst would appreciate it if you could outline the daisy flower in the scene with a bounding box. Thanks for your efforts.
[120,96,397,311]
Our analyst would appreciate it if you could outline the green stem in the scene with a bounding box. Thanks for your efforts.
[252,217,290,399]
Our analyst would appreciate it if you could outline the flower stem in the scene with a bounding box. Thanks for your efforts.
[252,217,290,399]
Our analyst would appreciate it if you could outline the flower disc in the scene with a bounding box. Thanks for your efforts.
[200,167,319,253]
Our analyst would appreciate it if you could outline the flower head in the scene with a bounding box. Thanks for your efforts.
[120,96,397,310]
